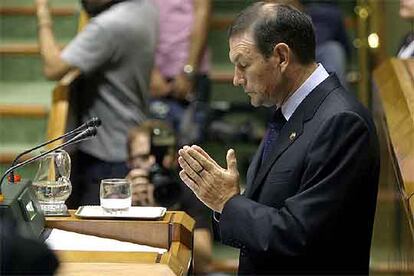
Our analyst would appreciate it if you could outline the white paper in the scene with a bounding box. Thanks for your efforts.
[75,205,166,219]
[45,228,167,254]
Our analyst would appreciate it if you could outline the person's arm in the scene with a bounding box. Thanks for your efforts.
[178,145,240,213]
[180,112,377,255]
[187,0,211,73]
[172,0,211,100]
[150,68,172,98]
[35,0,72,80]
[218,113,376,255]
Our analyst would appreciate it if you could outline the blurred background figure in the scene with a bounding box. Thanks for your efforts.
[398,0,414,58]
[35,0,159,207]
[301,0,351,88]
[1,213,59,275]
[126,120,212,274]
[149,0,212,146]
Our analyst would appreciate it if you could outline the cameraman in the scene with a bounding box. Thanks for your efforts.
[126,120,212,274]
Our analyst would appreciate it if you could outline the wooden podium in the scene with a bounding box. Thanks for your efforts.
[45,211,194,276]
[373,58,414,213]
[371,58,414,273]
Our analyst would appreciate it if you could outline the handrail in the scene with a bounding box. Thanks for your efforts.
[0,104,48,117]
[45,70,80,150]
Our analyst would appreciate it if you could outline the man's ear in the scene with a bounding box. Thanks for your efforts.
[273,43,290,73]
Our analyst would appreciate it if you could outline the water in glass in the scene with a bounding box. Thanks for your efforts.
[100,179,131,212]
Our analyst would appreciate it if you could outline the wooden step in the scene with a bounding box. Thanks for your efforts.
[0,6,77,16]
[0,152,35,164]
[0,43,67,56]
[0,104,48,118]
[0,43,66,55]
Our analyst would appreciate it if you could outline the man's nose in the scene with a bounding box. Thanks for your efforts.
[233,69,245,87]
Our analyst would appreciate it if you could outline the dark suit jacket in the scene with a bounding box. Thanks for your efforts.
[214,75,380,275]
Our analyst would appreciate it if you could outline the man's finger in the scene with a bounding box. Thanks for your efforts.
[178,156,205,184]
[178,146,204,173]
[191,145,219,167]
[199,169,214,187]
[185,147,216,172]
[226,148,238,173]
[179,170,200,195]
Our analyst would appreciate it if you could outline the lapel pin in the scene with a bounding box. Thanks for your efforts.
[289,132,297,141]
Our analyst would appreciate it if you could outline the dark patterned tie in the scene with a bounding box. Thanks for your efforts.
[261,108,287,163]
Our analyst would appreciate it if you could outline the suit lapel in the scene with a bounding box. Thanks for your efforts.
[246,74,342,198]
[248,113,304,197]
[244,139,264,196]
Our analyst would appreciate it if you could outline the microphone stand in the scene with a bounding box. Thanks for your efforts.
[8,117,101,183]
[0,127,97,195]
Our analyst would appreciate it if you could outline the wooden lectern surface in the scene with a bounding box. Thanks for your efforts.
[371,58,414,273]
[57,263,173,276]
[373,58,414,201]
[45,211,194,276]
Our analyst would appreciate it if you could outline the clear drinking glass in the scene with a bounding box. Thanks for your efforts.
[100,178,131,212]
[32,149,72,215]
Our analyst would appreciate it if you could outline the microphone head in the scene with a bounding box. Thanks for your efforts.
[86,126,98,137]
[87,117,102,128]
[74,126,98,142]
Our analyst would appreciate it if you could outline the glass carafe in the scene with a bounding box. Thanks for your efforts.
[32,149,72,215]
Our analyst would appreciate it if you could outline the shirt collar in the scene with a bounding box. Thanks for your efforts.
[280,63,329,121]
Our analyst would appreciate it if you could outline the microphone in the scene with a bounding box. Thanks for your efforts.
[0,125,97,239]
[0,126,99,190]
[8,117,101,183]
[72,126,98,142]
[80,117,101,129]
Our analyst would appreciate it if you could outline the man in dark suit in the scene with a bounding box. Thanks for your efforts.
[178,2,380,274]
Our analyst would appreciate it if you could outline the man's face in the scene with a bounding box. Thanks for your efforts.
[128,133,154,171]
[229,32,283,108]
[400,0,414,19]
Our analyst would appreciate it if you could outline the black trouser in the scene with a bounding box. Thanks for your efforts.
[67,150,129,208]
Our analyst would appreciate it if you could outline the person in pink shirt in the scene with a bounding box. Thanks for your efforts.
[150,0,212,146]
